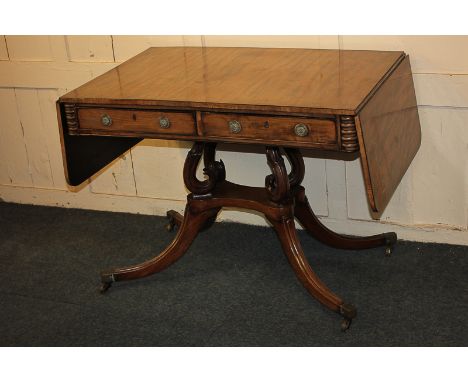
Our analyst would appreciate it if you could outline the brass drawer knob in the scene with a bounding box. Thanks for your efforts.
[228,120,242,134]
[294,123,309,137]
[101,114,112,127]
[159,116,170,129]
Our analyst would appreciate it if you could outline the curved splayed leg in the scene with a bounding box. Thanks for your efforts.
[100,205,220,292]
[267,215,356,330]
[294,187,396,253]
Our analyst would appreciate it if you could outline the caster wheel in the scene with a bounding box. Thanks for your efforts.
[100,282,112,294]
[341,318,352,332]
[385,246,392,257]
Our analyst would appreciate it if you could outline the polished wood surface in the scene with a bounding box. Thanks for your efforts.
[200,112,337,149]
[357,55,421,213]
[57,47,420,214]
[60,47,404,115]
[77,107,196,136]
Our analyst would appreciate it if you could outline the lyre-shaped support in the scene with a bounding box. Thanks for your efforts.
[183,142,225,196]
[284,147,305,189]
[265,147,290,203]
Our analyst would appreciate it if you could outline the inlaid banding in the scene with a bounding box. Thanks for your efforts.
[340,116,359,152]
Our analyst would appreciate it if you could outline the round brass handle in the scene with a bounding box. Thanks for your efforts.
[294,123,309,137]
[159,116,170,129]
[101,114,112,127]
[228,120,242,134]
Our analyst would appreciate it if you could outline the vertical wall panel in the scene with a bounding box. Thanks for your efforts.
[131,140,189,200]
[48,36,69,62]
[217,148,269,188]
[346,158,414,224]
[345,158,371,220]
[414,74,468,109]
[15,89,54,188]
[0,90,10,183]
[325,160,347,219]
[0,36,8,60]
[66,36,115,62]
[37,89,67,189]
[302,158,328,216]
[0,88,33,186]
[411,107,468,227]
[0,145,9,185]
[90,152,137,196]
[6,36,53,62]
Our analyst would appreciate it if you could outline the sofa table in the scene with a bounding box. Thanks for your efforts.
[57,47,421,330]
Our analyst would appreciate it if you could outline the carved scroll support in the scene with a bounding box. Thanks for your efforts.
[265,147,290,203]
[183,142,225,197]
[284,147,305,189]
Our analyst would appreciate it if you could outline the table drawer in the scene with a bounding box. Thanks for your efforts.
[200,113,337,146]
[77,108,196,136]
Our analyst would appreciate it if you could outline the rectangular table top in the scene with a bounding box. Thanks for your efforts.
[61,47,405,115]
[57,47,420,218]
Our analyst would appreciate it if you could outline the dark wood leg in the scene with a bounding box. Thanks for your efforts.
[268,216,356,330]
[294,187,396,254]
[100,206,220,292]
[165,208,218,233]
[283,147,396,254]
[165,142,224,233]
[99,142,393,330]
[265,147,356,330]
[100,142,223,293]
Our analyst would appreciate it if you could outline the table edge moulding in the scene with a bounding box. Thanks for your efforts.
[56,47,421,330]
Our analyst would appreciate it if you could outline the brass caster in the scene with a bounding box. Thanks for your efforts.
[383,232,396,257]
[165,221,175,232]
[166,210,182,232]
[339,303,356,331]
[100,273,115,294]
[100,282,112,294]
[341,318,352,332]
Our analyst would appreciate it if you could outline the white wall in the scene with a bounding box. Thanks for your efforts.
[0,35,467,245]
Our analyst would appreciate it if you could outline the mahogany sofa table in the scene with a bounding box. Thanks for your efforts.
[57,47,421,330]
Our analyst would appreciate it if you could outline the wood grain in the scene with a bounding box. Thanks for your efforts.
[57,47,420,217]
[200,112,337,149]
[357,55,421,214]
[77,107,196,136]
[60,47,404,115]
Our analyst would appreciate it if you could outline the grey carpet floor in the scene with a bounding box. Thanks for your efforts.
[0,201,467,346]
